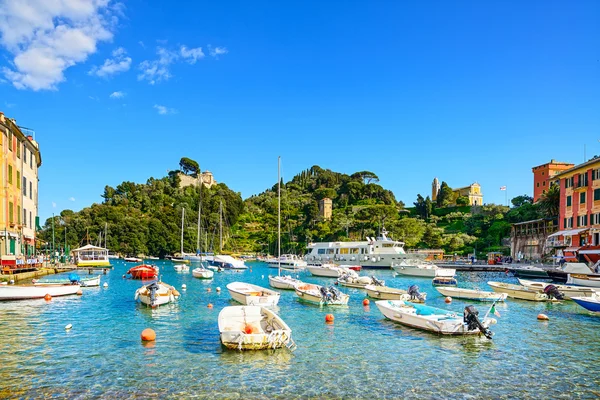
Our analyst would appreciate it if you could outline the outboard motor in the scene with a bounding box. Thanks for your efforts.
[319,286,331,301]
[147,281,160,305]
[464,305,493,339]
[372,276,384,287]
[407,285,425,302]
[328,286,341,301]
[543,284,564,300]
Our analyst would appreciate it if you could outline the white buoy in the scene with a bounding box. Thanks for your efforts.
[261,275,264,279]
[65,324,72,330]
[182,284,187,290]
[216,287,221,292]
[103,282,108,288]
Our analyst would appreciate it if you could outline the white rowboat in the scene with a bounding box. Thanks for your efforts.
[268,275,303,290]
[364,284,427,302]
[227,282,280,306]
[435,286,507,302]
[487,281,558,302]
[192,266,214,279]
[0,284,82,301]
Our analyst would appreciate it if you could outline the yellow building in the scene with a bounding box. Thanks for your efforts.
[0,113,42,272]
[452,183,483,206]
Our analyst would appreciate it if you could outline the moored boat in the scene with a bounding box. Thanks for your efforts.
[517,278,598,300]
[134,281,180,308]
[192,266,214,279]
[568,274,600,288]
[33,274,101,288]
[487,281,559,302]
[227,282,280,306]
[218,305,294,350]
[364,284,426,303]
[435,286,507,302]
[294,283,350,306]
[571,295,600,313]
[173,264,190,272]
[510,265,550,279]
[209,255,248,270]
[392,260,455,278]
[72,244,112,268]
[0,284,82,301]
[375,300,496,338]
[124,257,142,263]
[268,275,303,290]
[127,264,159,280]
[337,273,385,289]
[432,276,458,287]
[265,254,307,270]
[171,257,190,264]
[306,264,354,278]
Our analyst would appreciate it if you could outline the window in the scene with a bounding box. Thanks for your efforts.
[595,188,600,201]
[23,208,26,227]
[29,182,32,200]
[592,213,600,225]
[23,176,26,196]
[566,195,572,207]
[17,206,20,224]
[16,141,20,158]
[8,165,12,184]
[29,211,32,229]
[23,147,26,164]
[593,169,600,180]
[8,131,12,151]
[578,215,588,227]
[536,182,540,187]
[8,202,13,223]
[580,192,586,204]
[542,171,545,176]
[30,153,32,169]
[543,181,546,186]
[565,176,574,188]
[16,171,20,189]
[580,172,588,187]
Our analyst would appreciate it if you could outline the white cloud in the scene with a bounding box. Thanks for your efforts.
[208,45,228,58]
[89,47,131,77]
[153,104,177,115]
[0,0,122,91]
[52,202,57,208]
[69,197,75,201]
[180,45,204,64]
[109,91,125,98]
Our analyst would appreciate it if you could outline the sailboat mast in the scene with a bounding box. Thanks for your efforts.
[219,200,223,252]
[104,222,107,249]
[278,156,281,274]
[197,187,202,253]
[181,207,185,255]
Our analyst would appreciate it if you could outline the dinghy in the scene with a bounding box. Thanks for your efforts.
[192,266,214,279]
[487,281,560,301]
[33,273,100,288]
[365,284,427,303]
[127,264,159,280]
[375,300,496,338]
[517,278,598,300]
[337,273,385,289]
[227,282,280,306]
[218,305,294,350]
[392,261,455,278]
[0,284,81,301]
[294,283,350,306]
[173,263,190,272]
[307,264,356,278]
[134,281,180,308]
[435,286,507,302]
[268,274,303,290]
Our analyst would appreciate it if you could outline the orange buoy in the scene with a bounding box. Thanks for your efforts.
[141,328,156,342]
[207,303,213,309]
[537,313,549,321]
[44,294,52,301]
[76,290,83,296]
[207,288,212,293]
[244,324,258,334]
[362,298,370,306]
[445,296,452,303]
[325,314,334,323]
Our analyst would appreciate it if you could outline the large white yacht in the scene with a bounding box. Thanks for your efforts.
[304,229,419,269]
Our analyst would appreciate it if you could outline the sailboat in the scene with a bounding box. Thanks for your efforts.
[184,190,205,262]
[269,156,303,290]
[207,200,248,270]
[172,208,190,264]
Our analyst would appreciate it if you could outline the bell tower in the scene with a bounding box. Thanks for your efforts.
[432,177,440,201]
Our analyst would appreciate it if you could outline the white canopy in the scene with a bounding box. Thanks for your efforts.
[72,244,108,252]
[547,228,588,238]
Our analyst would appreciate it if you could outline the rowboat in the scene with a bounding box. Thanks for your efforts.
[268,275,303,290]
[192,266,214,279]
[218,306,294,350]
[127,264,159,280]
[571,295,600,313]
[435,286,507,302]
[0,284,81,301]
[306,264,355,278]
[134,281,180,308]
[337,274,385,289]
[227,282,280,306]
[364,284,427,303]
[568,274,600,288]
[294,283,349,306]
[173,264,190,272]
[487,281,559,302]
[33,274,101,288]
[375,300,496,338]
[517,278,598,300]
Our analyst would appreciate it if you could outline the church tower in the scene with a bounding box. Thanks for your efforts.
[432,177,440,201]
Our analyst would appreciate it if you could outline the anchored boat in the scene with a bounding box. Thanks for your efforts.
[364,284,426,302]
[134,281,180,308]
[127,264,159,280]
[294,283,350,306]
[487,281,561,301]
[227,282,280,306]
[571,295,600,313]
[517,278,598,300]
[192,265,214,279]
[435,286,507,302]
[0,284,81,301]
[33,273,101,288]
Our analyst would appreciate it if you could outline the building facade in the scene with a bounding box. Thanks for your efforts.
[319,198,332,221]
[178,171,217,189]
[531,160,574,202]
[431,178,483,206]
[0,113,42,271]
[547,157,600,264]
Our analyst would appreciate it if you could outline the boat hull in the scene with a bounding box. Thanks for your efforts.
[135,282,179,308]
[435,287,507,302]
[0,284,81,301]
[568,274,600,288]
[306,265,344,277]
[364,285,425,302]
[268,275,301,290]
[487,281,555,301]
[517,278,598,300]
[571,296,600,313]
[192,268,214,279]
[33,275,100,288]
[227,282,280,306]
[294,284,349,306]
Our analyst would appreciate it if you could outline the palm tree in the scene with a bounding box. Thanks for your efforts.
[538,183,560,218]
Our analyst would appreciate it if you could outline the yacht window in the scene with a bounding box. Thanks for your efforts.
[350,248,359,254]
[326,249,335,255]
[340,248,349,255]
[318,249,326,255]
[382,243,394,248]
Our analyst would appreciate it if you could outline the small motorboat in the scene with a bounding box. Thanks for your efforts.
[0,284,82,301]
[435,286,508,302]
[571,295,600,313]
[134,281,180,308]
[294,283,350,306]
[192,266,214,279]
[268,275,303,290]
[517,278,598,300]
[127,264,159,280]
[393,260,455,278]
[33,273,101,288]
[171,257,190,264]
[124,257,142,263]
[337,273,385,289]
[432,276,458,287]
[218,305,294,350]
[227,282,280,306]
[375,300,496,338]
[487,281,561,302]
[306,264,356,278]
[364,284,427,303]
[173,264,190,273]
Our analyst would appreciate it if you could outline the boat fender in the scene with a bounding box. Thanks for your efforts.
[134,290,139,301]
[377,256,381,262]
[371,257,376,263]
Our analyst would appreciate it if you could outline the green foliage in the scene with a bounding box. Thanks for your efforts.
[455,196,469,206]
[436,181,454,208]
[179,157,200,176]
[538,183,560,218]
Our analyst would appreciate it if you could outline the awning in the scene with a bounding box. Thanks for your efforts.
[547,228,589,238]
[579,249,600,255]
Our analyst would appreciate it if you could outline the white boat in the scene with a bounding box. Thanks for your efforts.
[33,274,101,288]
[435,286,508,302]
[124,257,142,263]
[173,263,190,272]
[145,256,160,260]
[487,281,559,302]
[265,254,307,270]
[518,278,598,300]
[218,305,294,350]
[209,255,248,270]
[269,275,303,290]
[0,284,82,301]
[365,284,427,302]
[337,273,385,289]
[392,260,455,278]
[192,266,214,279]
[306,264,354,278]
[305,228,418,269]
[571,294,600,313]
[134,281,180,308]
[567,274,600,288]
[72,244,111,268]
[375,300,496,338]
[227,282,280,306]
[294,283,350,306]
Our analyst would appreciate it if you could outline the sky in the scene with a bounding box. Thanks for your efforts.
[0,0,599,222]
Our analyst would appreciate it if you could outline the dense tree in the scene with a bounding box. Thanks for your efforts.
[538,183,560,218]
[179,157,200,176]
[436,181,454,208]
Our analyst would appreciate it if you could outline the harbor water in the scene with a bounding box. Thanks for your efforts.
[0,260,598,399]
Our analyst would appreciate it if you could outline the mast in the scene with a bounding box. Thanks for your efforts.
[219,200,223,252]
[197,187,202,254]
[181,207,185,255]
[104,222,107,249]
[278,156,281,275]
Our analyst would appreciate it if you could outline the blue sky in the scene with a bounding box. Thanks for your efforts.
[1,1,599,222]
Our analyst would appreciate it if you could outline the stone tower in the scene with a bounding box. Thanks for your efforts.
[319,198,333,221]
[432,177,440,201]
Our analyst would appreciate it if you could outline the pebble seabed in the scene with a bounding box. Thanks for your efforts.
[0,260,598,399]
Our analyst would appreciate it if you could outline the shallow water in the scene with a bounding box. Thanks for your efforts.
[0,261,598,398]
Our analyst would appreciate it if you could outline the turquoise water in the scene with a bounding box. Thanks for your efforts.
[0,260,599,399]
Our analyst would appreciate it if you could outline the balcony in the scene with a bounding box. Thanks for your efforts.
[546,239,571,248]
